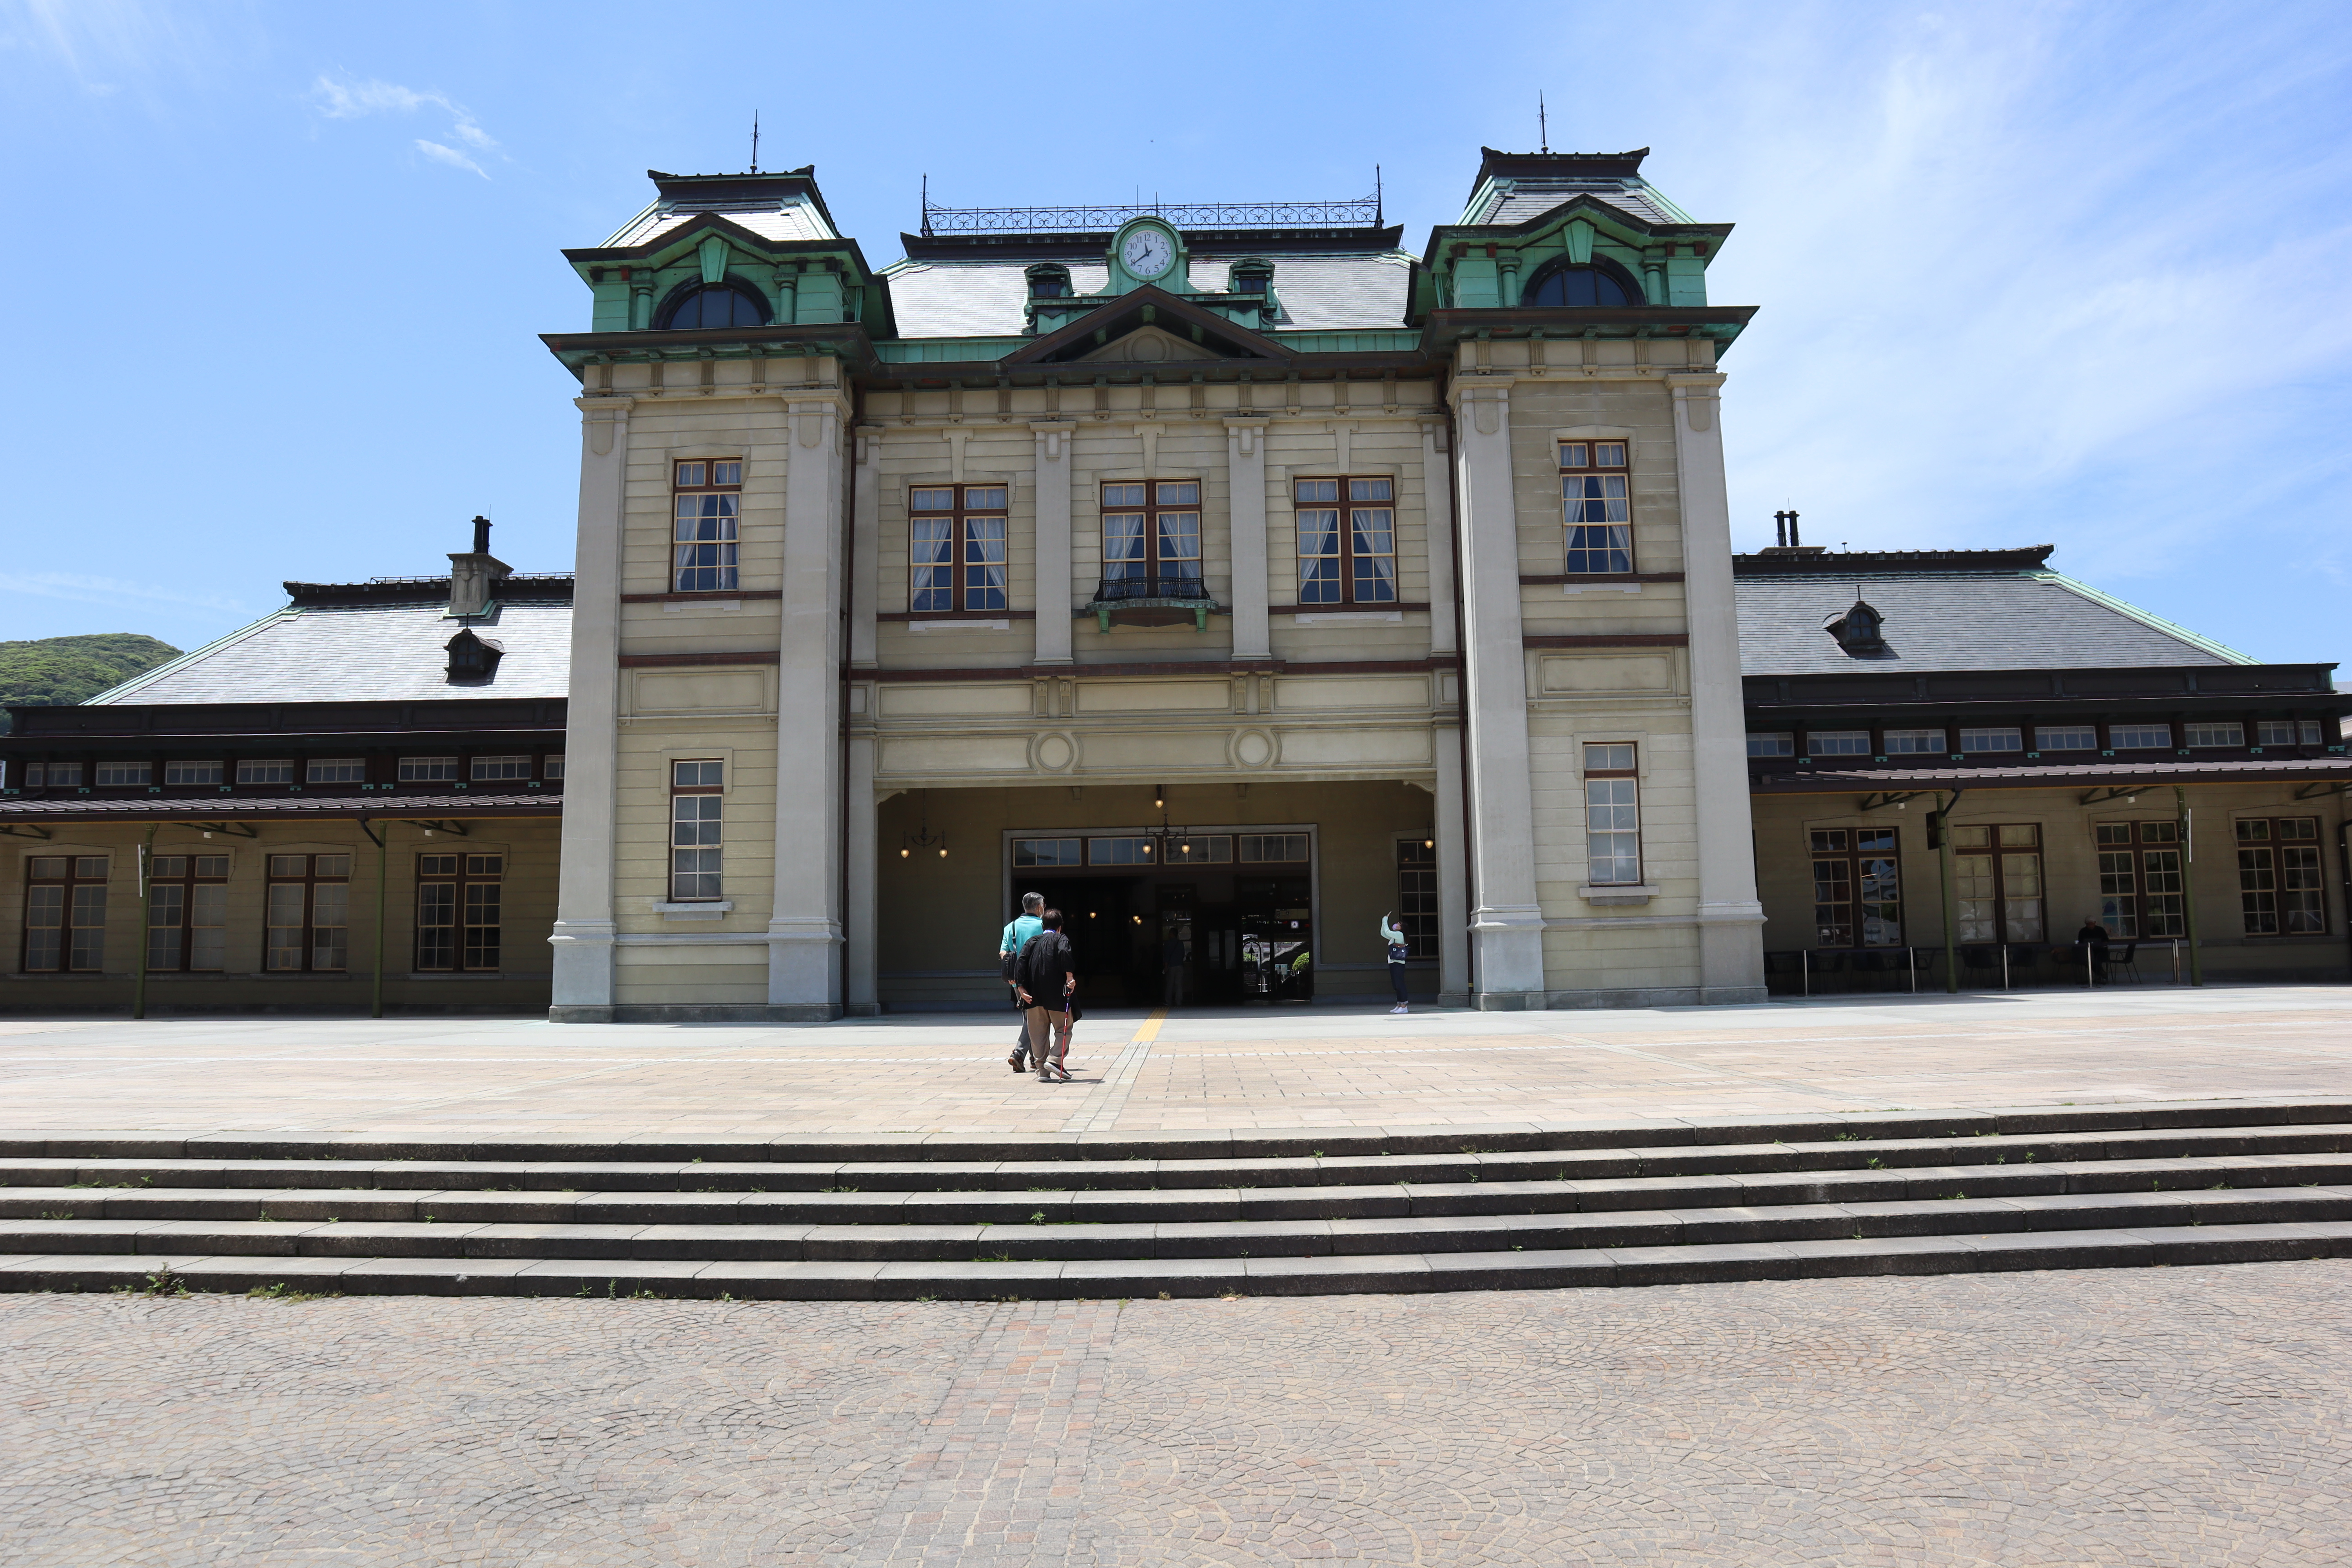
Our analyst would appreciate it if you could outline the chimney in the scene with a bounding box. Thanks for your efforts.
[1760,508,1826,558]
[447,515,511,618]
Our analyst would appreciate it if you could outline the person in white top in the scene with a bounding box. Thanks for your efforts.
[1380,913,1411,1014]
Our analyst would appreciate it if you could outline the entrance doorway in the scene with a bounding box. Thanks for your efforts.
[1011,853,1314,1007]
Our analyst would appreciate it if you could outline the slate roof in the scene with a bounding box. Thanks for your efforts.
[1463,178,1690,228]
[1735,568,2249,677]
[87,600,574,706]
[604,200,833,249]
[882,252,1413,339]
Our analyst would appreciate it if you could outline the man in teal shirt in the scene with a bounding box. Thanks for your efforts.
[1001,892,1044,1071]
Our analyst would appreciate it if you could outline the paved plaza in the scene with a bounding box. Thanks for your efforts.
[4,986,2349,1564]
[3,1261,2348,1565]
[2,985,2349,1144]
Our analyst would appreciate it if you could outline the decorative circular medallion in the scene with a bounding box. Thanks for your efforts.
[1034,733,1076,772]
[1232,729,1274,769]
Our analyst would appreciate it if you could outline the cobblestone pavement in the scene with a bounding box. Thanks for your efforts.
[0,985,2347,1142]
[4,1260,2348,1565]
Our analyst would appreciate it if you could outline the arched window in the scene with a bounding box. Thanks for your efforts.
[655,281,771,330]
[1520,260,1642,308]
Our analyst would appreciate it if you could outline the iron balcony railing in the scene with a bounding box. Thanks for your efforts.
[1093,573,1214,603]
[921,194,1381,237]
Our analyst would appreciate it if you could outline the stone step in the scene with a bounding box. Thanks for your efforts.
[5,1151,2346,1228]
[5,1187,2347,1265]
[7,1123,2347,1194]
[5,1096,2345,1166]
[7,1221,2351,1300]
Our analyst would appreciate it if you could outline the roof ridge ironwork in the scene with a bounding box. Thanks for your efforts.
[921,194,1383,237]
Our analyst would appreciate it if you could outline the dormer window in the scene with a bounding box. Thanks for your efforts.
[445,628,503,681]
[1228,259,1275,295]
[1521,258,1641,307]
[1026,264,1072,299]
[655,280,770,329]
[1824,599,1888,656]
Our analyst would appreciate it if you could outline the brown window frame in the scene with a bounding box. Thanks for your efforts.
[23,855,109,973]
[2094,820,2184,939]
[145,852,231,973]
[673,457,744,593]
[1559,440,1633,574]
[1292,476,1397,605]
[1810,826,1902,947]
[909,483,1010,613]
[1582,742,1642,886]
[416,851,505,972]
[1950,823,2044,944]
[2234,817,2328,936]
[264,853,352,974]
[670,759,725,902]
[1100,479,1205,599]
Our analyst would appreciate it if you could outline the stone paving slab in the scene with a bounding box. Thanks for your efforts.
[6,1261,2350,1564]
[0,987,2345,1149]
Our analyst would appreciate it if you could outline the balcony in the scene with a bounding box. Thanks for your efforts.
[1085,574,1222,633]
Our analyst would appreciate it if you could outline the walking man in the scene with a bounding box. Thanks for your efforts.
[1013,907,1078,1082]
[1001,891,1044,1072]
[1160,926,1187,1010]
[1380,911,1411,1014]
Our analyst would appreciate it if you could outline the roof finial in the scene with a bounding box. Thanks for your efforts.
[1538,91,1549,155]
[749,110,759,173]
[1375,163,1383,225]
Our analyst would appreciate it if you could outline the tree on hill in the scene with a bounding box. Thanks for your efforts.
[0,633,182,733]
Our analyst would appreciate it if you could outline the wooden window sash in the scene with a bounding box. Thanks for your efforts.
[910,484,1010,613]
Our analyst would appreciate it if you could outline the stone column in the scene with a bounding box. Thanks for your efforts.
[1420,421,1457,656]
[1670,371,1767,1000]
[1434,720,1470,1002]
[768,388,849,1017]
[1225,417,1270,660]
[549,395,631,1021]
[1031,421,1073,665]
[1452,380,1546,1007]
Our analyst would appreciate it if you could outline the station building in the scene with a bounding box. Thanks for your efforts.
[540,147,1764,1020]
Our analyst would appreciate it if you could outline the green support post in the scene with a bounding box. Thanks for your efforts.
[1936,791,1959,993]
[131,823,159,1020]
[2176,786,2203,986]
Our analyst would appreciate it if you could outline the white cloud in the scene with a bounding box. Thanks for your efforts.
[414,139,488,179]
[307,72,500,176]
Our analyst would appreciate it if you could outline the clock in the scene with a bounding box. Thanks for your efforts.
[1120,227,1174,281]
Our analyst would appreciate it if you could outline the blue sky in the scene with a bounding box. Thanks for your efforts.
[3,0,2348,671]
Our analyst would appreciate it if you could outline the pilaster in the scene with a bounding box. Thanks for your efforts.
[767,388,849,1016]
[1225,417,1270,661]
[1420,420,1457,657]
[548,395,630,1020]
[1434,720,1470,1002]
[1670,372,1768,1000]
[850,425,880,668]
[1032,421,1074,665]
[1452,381,1546,1006]
[844,730,879,1015]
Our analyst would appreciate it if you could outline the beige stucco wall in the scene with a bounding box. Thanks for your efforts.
[0,817,561,1013]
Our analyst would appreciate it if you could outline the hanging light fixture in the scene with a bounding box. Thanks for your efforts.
[902,791,947,861]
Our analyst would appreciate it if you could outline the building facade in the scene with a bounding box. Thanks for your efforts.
[543,149,1769,1020]
[1738,545,2351,989]
[0,533,569,1014]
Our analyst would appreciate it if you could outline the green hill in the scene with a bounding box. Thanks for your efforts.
[0,633,182,733]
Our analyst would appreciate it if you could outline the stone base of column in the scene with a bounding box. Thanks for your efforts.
[570,1002,847,1024]
[1470,989,1546,1011]
[1541,984,1768,1009]
[547,1004,616,1024]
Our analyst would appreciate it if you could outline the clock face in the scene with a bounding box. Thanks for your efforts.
[1121,228,1174,279]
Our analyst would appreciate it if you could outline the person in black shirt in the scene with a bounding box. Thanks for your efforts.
[1013,908,1078,1082]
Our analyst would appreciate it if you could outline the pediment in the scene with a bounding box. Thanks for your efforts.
[1002,285,1295,367]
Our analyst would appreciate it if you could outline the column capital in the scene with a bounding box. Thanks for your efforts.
[1666,372,1727,391]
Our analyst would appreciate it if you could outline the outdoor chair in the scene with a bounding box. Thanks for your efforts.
[1960,945,2005,987]
[2108,941,2141,982]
